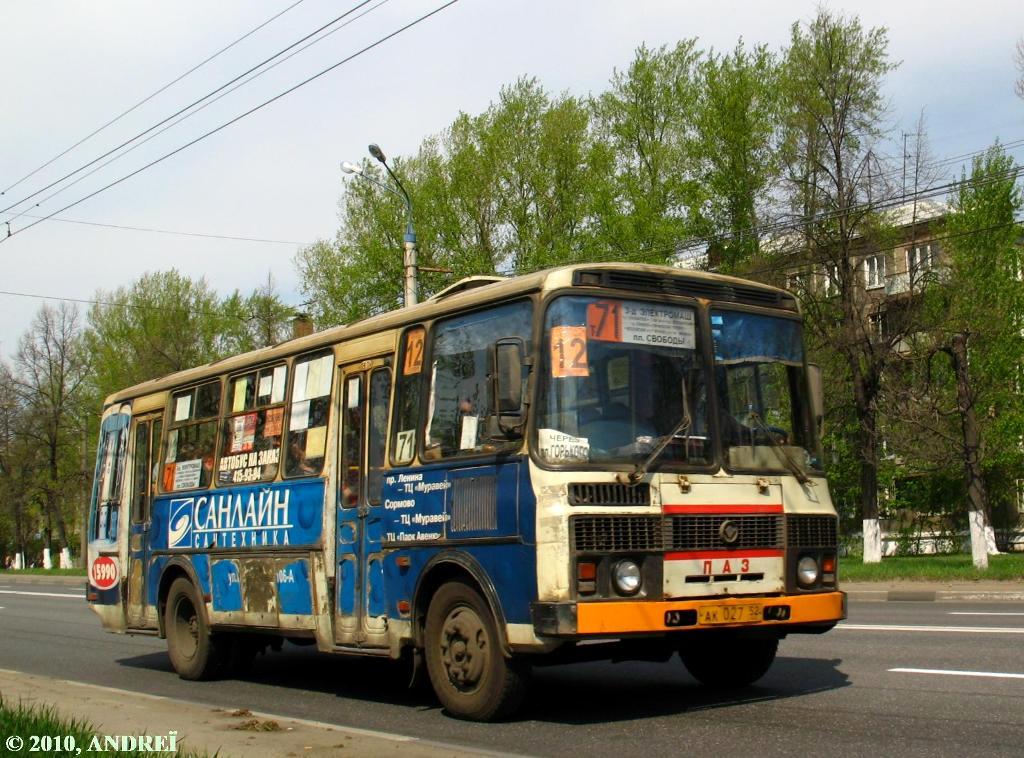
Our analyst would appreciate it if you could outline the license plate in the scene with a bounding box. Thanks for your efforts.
[697,603,763,625]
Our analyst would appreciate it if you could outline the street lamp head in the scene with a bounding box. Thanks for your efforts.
[368,143,387,164]
[340,161,363,175]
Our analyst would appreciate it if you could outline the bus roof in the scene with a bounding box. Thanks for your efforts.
[102,262,794,407]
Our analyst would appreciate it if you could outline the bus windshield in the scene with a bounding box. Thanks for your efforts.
[711,309,821,475]
[536,295,710,466]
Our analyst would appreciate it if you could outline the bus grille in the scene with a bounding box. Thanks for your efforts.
[568,482,650,507]
[787,515,838,547]
[667,514,783,551]
[572,516,662,553]
[570,513,837,553]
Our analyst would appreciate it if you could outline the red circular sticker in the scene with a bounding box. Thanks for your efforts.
[90,556,119,590]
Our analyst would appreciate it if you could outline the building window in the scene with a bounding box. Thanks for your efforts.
[864,254,886,290]
[908,244,936,282]
[869,310,886,341]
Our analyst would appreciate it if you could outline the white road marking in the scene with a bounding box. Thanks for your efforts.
[838,623,1024,634]
[891,667,1024,680]
[948,611,1024,616]
[0,589,83,599]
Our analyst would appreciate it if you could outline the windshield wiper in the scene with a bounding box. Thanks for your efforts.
[747,412,811,485]
[621,378,691,486]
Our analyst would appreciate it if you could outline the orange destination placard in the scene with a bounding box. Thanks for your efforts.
[586,300,623,342]
[403,329,425,375]
[550,326,589,378]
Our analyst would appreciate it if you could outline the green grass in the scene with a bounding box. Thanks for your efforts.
[0,568,86,576]
[0,697,210,756]
[839,552,1024,582]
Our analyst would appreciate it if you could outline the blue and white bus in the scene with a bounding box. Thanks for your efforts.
[87,263,844,721]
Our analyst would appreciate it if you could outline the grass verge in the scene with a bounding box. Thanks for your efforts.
[839,552,1024,582]
[0,568,86,576]
[0,696,210,756]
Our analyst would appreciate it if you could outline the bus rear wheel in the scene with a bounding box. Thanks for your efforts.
[680,635,778,689]
[165,577,224,680]
[424,581,529,721]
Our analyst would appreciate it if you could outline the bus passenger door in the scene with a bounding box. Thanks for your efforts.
[334,360,392,647]
[126,412,162,628]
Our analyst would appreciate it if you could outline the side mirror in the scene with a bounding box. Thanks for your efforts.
[491,338,527,437]
[494,339,524,414]
[807,363,824,437]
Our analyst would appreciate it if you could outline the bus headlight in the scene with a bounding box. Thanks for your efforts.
[797,555,819,587]
[613,560,642,595]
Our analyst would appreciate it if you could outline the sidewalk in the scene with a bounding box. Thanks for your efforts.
[842,580,1024,602]
[0,669,505,758]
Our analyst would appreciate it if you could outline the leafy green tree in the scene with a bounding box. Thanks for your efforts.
[296,78,603,326]
[85,270,232,402]
[925,145,1023,566]
[591,41,704,260]
[695,41,782,272]
[777,9,899,562]
[220,273,296,352]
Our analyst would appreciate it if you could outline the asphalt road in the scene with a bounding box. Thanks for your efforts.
[2,581,1023,757]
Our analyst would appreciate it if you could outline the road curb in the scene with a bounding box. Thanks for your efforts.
[846,589,1024,603]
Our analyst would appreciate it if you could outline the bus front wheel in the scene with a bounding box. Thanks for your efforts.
[165,577,224,680]
[680,636,778,689]
[423,581,530,721]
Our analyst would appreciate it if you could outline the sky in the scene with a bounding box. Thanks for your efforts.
[1,0,1022,361]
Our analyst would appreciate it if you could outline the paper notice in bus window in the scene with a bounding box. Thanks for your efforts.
[173,459,202,490]
[174,395,191,422]
[293,361,310,403]
[165,430,178,463]
[271,365,287,403]
[264,407,283,437]
[306,359,324,400]
[347,377,361,408]
[232,377,248,413]
[537,429,590,462]
[257,373,273,401]
[403,330,425,375]
[231,413,256,453]
[290,400,310,431]
[621,303,695,349]
[305,425,326,458]
[607,356,629,391]
[460,415,479,449]
[550,326,589,378]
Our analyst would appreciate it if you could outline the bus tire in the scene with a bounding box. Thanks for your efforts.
[680,635,778,689]
[165,577,224,681]
[424,581,530,721]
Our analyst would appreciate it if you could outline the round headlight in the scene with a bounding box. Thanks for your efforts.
[797,555,819,586]
[613,560,642,595]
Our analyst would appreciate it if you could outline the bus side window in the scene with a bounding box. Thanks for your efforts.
[285,351,334,478]
[94,427,127,541]
[390,327,424,466]
[216,364,288,486]
[424,301,532,459]
[367,367,392,503]
[163,380,220,492]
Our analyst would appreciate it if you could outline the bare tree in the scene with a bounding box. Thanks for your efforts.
[11,303,91,565]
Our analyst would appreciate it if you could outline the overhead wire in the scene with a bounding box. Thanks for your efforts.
[10,0,394,218]
[0,0,308,199]
[0,0,462,245]
[0,0,379,220]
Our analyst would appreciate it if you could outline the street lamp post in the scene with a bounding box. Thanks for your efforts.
[341,143,418,307]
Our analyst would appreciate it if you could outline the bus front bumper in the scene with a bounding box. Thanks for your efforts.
[531,591,846,637]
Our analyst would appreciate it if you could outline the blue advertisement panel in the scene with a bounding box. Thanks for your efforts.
[150,479,325,551]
